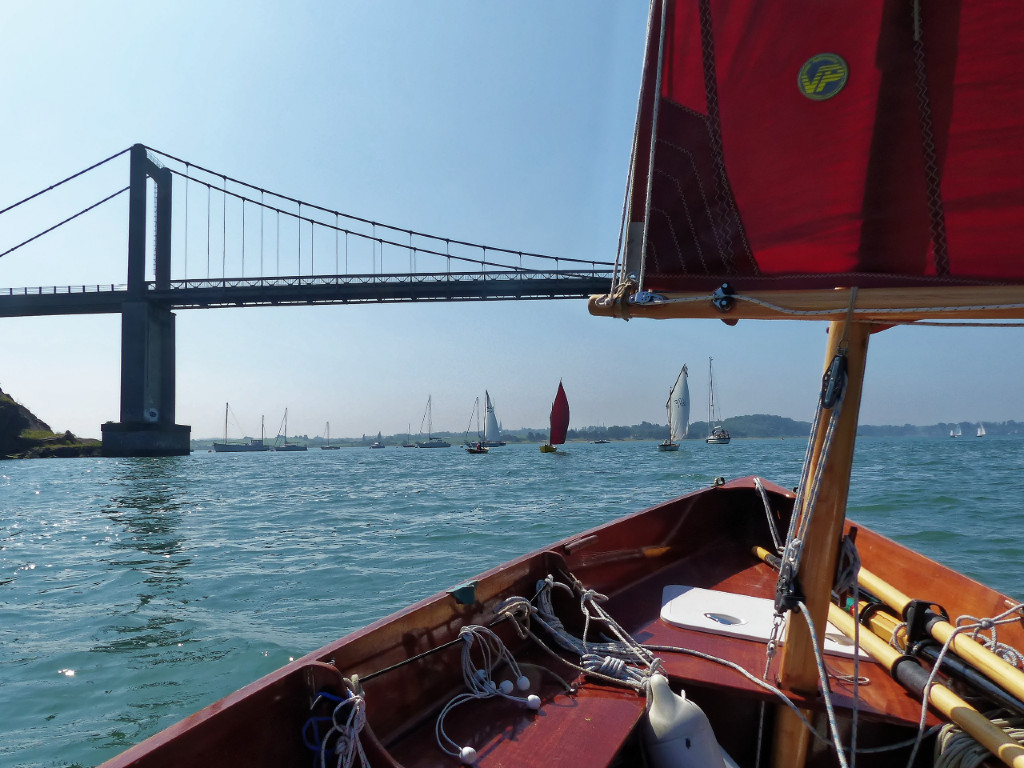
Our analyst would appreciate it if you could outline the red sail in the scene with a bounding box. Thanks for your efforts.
[625,0,1024,292]
[549,382,570,446]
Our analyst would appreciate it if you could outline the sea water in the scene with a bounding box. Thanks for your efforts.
[2,437,1022,768]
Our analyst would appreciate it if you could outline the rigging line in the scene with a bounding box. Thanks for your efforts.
[0,147,131,217]
[0,186,129,260]
[298,202,302,276]
[241,197,245,277]
[637,0,669,293]
[647,292,1024,319]
[159,165,601,267]
[260,190,264,278]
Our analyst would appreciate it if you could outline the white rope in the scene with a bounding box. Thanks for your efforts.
[319,691,369,768]
[434,625,539,764]
[794,601,852,768]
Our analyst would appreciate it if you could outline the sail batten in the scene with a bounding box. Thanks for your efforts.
[612,0,1024,298]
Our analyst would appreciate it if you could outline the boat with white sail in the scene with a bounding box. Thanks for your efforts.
[977,423,987,437]
[657,364,689,451]
[481,390,506,446]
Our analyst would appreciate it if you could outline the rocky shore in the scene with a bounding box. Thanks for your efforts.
[0,387,101,460]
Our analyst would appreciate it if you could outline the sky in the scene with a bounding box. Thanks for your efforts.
[1,2,1021,441]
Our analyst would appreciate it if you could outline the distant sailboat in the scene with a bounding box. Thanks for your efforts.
[705,357,731,445]
[212,404,270,452]
[950,424,962,438]
[658,365,689,452]
[416,396,451,448]
[321,421,340,450]
[977,423,986,437]
[369,431,385,449]
[273,409,307,451]
[540,381,569,453]
[463,397,489,454]
[481,391,506,447]
[402,424,415,448]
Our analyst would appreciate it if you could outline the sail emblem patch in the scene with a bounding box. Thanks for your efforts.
[798,53,848,101]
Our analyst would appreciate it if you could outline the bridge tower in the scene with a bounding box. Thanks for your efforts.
[101,145,191,456]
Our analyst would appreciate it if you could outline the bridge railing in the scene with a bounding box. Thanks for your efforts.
[2,284,128,296]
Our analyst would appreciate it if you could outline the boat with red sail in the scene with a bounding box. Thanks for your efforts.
[539,381,569,453]
[100,2,1024,767]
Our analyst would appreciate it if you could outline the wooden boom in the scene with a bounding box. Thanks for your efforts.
[588,286,1024,322]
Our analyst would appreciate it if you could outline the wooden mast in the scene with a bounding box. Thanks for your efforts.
[769,319,871,768]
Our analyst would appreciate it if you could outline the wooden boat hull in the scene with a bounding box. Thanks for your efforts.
[539,444,558,453]
[98,477,1024,768]
[657,441,679,451]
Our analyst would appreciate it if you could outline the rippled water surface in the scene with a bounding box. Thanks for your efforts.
[2,437,1022,767]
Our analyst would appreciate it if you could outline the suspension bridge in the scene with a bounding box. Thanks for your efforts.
[1,144,614,456]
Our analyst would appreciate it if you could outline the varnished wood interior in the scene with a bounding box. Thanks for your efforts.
[100,478,1024,768]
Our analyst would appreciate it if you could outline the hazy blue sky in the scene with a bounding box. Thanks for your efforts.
[1,2,1020,440]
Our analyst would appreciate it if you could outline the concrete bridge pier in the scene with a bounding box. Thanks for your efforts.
[101,144,190,457]
[101,302,191,456]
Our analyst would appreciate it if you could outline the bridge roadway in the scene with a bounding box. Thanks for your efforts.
[0,270,613,318]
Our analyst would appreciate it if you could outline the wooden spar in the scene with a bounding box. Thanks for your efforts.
[859,566,1024,705]
[770,320,871,768]
[587,285,1024,322]
[828,604,1024,768]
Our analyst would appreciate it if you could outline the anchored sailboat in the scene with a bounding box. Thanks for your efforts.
[272,409,306,451]
[211,404,269,452]
[540,381,569,453]
[320,421,340,450]
[657,365,689,451]
[416,395,450,448]
[705,357,730,444]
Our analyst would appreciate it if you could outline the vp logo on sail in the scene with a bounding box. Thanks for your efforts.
[798,53,849,101]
